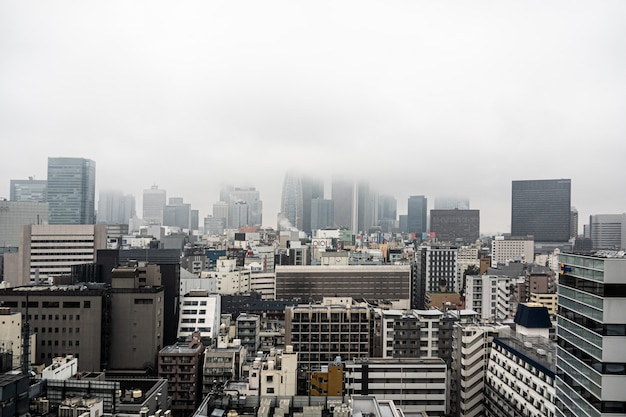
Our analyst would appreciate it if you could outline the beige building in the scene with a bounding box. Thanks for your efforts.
[5,224,107,287]
[529,292,558,316]
[0,308,36,370]
[0,286,105,371]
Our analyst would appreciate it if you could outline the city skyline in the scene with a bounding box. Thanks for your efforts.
[1,2,625,234]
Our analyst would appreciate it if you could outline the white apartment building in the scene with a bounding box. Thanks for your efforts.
[212,258,251,295]
[178,290,221,340]
[465,274,511,321]
[491,235,534,267]
[451,323,510,417]
[484,304,556,417]
[345,357,447,415]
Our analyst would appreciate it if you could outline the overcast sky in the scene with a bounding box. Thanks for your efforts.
[1,1,625,234]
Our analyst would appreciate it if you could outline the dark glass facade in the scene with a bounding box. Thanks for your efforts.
[511,179,571,242]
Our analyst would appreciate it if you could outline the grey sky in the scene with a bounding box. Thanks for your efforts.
[1,1,625,234]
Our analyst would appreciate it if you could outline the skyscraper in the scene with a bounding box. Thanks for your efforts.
[511,179,571,242]
[332,177,355,230]
[589,213,626,250]
[97,190,136,225]
[556,251,626,416]
[10,177,47,202]
[430,209,480,244]
[143,185,166,225]
[301,175,324,233]
[280,171,303,230]
[407,195,428,236]
[47,157,96,224]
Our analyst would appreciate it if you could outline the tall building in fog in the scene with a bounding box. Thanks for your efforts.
[163,197,191,230]
[570,207,578,239]
[332,177,355,230]
[143,185,167,225]
[589,214,626,250]
[301,175,324,232]
[430,209,480,244]
[227,187,262,227]
[511,179,571,242]
[434,196,469,210]
[10,177,47,202]
[97,190,136,225]
[280,171,303,230]
[407,195,428,236]
[310,198,334,230]
[356,181,377,233]
[47,157,96,224]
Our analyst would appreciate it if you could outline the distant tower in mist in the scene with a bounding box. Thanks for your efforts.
[407,195,428,236]
[143,185,166,226]
[280,171,303,230]
[332,177,356,230]
[97,190,136,225]
[47,157,96,224]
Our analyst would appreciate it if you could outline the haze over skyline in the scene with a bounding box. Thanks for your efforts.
[2,1,625,234]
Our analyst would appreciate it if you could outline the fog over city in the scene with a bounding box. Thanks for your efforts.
[1,1,625,234]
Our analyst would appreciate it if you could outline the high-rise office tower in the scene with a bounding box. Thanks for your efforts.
[228,187,262,227]
[301,175,324,233]
[589,214,626,250]
[430,209,480,244]
[511,179,571,242]
[407,195,428,236]
[356,180,377,233]
[143,185,167,225]
[212,201,229,230]
[97,190,136,225]
[377,194,397,222]
[163,197,191,230]
[571,207,579,239]
[47,157,96,224]
[10,177,47,202]
[556,251,626,416]
[311,197,334,230]
[332,177,356,230]
[434,196,469,210]
[280,171,303,230]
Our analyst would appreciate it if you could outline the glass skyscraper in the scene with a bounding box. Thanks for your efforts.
[511,179,571,242]
[407,195,427,236]
[47,157,96,224]
[556,252,626,416]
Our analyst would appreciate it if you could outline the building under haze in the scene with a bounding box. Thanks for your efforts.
[407,195,428,236]
[332,177,355,230]
[164,197,191,230]
[97,190,136,225]
[143,185,167,226]
[280,171,303,230]
[589,213,626,250]
[0,200,48,248]
[429,209,480,244]
[47,157,96,224]
[511,179,571,242]
[10,177,47,202]
[434,196,469,210]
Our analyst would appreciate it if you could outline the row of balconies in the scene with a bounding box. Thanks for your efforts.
[291,324,369,333]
